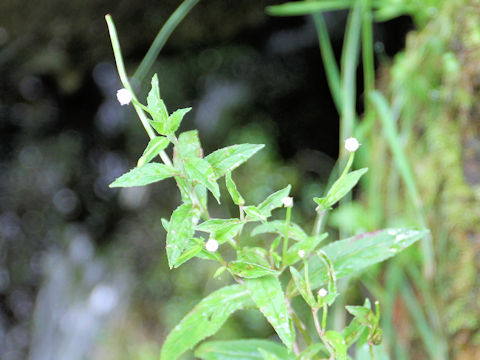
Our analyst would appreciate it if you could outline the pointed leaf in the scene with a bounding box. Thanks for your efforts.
[160,285,252,360]
[173,238,204,268]
[289,267,316,307]
[308,228,428,289]
[245,276,295,350]
[284,233,328,266]
[229,261,280,278]
[184,157,220,202]
[147,74,168,132]
[166,203,199,269]
[226,171,245,205]
[167,107,191,134]
[298,343,328,360]
[137,136,170,167]
[176,130,203,159]
[252,220,308,242]
[244,206,267,222]
[196,218,244,244]
[237,247,270,268]
[323,331,347,360]
[314,168,368,210]
[205,144,264,179]
[109,163,175,187]
[195,339,295,360]
[258,185,291,217]
[259,349,281,360]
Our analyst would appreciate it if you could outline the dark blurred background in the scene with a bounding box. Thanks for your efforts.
[0,1,413,359]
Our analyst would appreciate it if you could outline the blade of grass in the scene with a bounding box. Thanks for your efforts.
[401,280,446,360]
[339,0,362,146]
[361,0,375,112]
[267,0,355,16]
[369,91,433,277]
[312,13,343,112]
[105,14,172,166]
[133,0,200,84]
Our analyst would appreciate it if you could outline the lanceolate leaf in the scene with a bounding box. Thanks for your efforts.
[205,144,264,179]
[284,233,328,266]
[160,285,252,360]
[323,331,347,360]
[251,220,308,242]
[137,136,170,167]
[109,163,175,187]
[184,158,220,202]
[167,107,191,134]
[308,228,428,289]
[258,185,291,217]
[314,168,368,210]
[195,339,295,360]
[226,171,245,205]
[147,74,169,132]
[245,276,295,350]
[228,261,280,278]
[166,203,199,269]
[176,130,203,159]
[196,218,244,244]
[290,267,316,307]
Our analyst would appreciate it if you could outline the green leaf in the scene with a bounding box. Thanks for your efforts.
[147,74,169,133]
[316,251,338,306]
[205,144,264,179]
[184,158,220,203]
[259,349,281,360]
[251,220,308,242]
[109,163,175,188]
[258,185,291,217]
[245,276,295,350]
[173,238,204,268]
[213,266,227,279]
[342,317,367,348]
[160,285,252,360]
[137,136,170,167]
[166,203,199,269]
[196,219,244,244]
[237,247,270,268]
[323,331,347,360]
[313,168,368,210]
[167,107,191,134]
[308,228,428,289]
[289,267,316,307]
[226,172,245,205]
[161,218,169,232]
[228,261,279,278]
[176,130,203,159]
[195,339,294,360]
[297,343,328,360]
[284,233,328,266]
[267,0,354,17]
[244,206,267,222]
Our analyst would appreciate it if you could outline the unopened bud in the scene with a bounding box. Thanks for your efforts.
[116,88,132,106]
[282,196,293,208]
[344,137,360,152]
[205,238,219,252]
[318,288,328,297]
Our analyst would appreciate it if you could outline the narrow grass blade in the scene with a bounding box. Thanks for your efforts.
[134,0,200,83]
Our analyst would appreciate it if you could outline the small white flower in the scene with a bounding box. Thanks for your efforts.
[116,88,132,106]
[344,137,360,152]
[205,238,219,252]
[298,250,305,258]
[282,196,293,208]
[318,288,328,297]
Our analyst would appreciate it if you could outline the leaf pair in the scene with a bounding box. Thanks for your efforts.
[161,276,295,360]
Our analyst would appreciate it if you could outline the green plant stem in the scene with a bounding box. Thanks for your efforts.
[282,206,292,266]
[312,308,334,359]
[322,303,328,330]
[133,0,200,83]
[105,14,172,167]
[312,210,325,237]
[361,0,375,113]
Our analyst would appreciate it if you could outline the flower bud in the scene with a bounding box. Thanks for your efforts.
[344,137,360,152]
[205,238,219,252]
[318,288,328,297]
[282,196,293,208]
[298,250,305,258]
[116,88,132,106]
